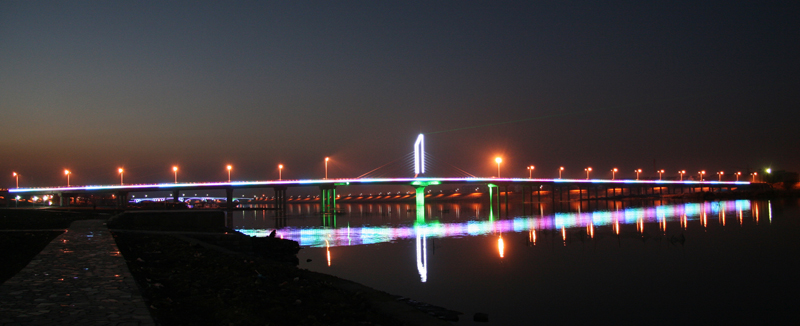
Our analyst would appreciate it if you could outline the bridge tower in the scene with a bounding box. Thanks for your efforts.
[414,134,425,177]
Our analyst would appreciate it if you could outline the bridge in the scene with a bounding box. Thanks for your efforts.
[2,134,760,217]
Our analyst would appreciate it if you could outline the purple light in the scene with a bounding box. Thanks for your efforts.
[8,177,751,194]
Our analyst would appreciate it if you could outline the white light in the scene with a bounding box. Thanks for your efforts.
[414,134,425,175]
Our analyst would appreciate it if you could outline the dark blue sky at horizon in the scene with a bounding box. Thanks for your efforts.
[2,0,799,187]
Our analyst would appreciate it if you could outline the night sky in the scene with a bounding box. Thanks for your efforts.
[2,1,799,188]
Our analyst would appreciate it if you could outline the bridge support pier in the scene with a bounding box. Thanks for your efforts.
[59,193,70,207]
[226,187,234,212]
[487,184,500,219]
[319,185,337,214]
[274,186,287,217]
[504,185,509,217]
[116,191,128,209]
[415,186,426,222]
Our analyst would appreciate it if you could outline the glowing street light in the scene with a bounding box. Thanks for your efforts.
[118,168,124,185]
[325,157,330,179]
[226,165,232,182]
[717,171,724,181]
[64,170,71,186]
[278,164,283,180]
[657,169,665,180]
[527,165,535,178]
[172,166,178,183]
[698,170,706,181]
[735,171,741,181]
[679,170,686,181]
[559,167,564,179]
[611,168,618,180]
[766,168,772,174]
[584,167,592,180]
[495,157,502,178]
[12,172,18,188]
[635,169,642,180]
[751,172,758,182]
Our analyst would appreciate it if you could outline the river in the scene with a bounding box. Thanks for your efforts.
[233,198,799,325]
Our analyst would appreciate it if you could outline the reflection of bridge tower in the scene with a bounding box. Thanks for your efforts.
[415,224,428,282]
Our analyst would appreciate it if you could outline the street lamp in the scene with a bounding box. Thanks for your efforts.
[278,164,283,180]
[658,169,665,180]
[12,172,18,188]
[118,168,124,185]
[495,157,502,178]
[64,170,71,186]
[698,170,705,181]
[751,172,757,182]
[226,165,232,182]
[527,165,535,178]
[611,168,618,180]
[173,166,178,183]
[679,170,686,181]
[717,171,724,181]
[325,157,330,179]
[736,172,741,181]
[585,167,592,180]
[559,167,564,179]
[635,169,642,180]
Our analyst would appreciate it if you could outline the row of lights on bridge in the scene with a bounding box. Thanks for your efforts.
[9,157,333,187]
[10,157,765,188]
[493,157,759,182]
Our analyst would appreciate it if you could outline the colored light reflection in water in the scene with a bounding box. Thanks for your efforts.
[238,200,754,248]
[498,235,505,258]
[325,239,331,266]
[415,223,427,282]
[266,198,792,325]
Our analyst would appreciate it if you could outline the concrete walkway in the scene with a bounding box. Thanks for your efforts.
[0,220,154,326]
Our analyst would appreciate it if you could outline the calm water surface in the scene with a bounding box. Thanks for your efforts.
[234,199,800,325]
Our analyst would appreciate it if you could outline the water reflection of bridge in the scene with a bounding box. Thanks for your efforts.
[239,199,770,282]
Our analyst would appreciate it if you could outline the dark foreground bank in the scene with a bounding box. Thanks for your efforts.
[109,211,455,326]
[0,209,104,283]
[1,209,454,326]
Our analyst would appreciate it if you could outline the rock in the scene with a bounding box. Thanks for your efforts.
[474,312,489,322]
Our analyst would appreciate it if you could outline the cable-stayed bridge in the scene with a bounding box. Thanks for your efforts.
[3,134,759,215]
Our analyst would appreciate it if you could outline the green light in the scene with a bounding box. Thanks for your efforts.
[766,168,771,174]
[411,180,440,186]
[415,186,426,223]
